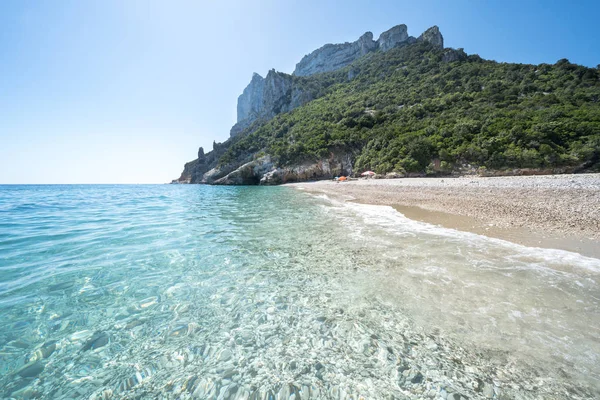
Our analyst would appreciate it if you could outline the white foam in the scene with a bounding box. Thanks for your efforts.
[312,193,600,274]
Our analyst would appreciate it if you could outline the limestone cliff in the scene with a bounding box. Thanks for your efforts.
[417,26,443,49]
[176,23,454,185]
[236,73,265,124]
[442,48,467,63]
[377,24,410,52]
[212,153,355,186]
[230,70,314,138]
[293,32,378,77]
[229,24,443,139]
[175,141,229,184]
[290,24,446,77]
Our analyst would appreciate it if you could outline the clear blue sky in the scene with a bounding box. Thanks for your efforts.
[1,0,599,183]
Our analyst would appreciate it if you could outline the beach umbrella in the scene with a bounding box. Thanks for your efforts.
[361,171,375,176]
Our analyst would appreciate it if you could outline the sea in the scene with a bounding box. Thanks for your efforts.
[0,184,599,399]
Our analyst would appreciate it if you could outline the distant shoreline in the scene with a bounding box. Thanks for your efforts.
[288,173,600,259]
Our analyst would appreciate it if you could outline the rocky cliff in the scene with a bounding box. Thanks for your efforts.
[230,70,314,138]
[417,26,443,49]
[292,24,442,77]
[175,141,229,184]
[292,31,378,77]
[377,24,411,52]
[175,22,600,185]
[176,23,455,185]
[236,73,265,124]
[230,24,443,138]
[211,153,355,186]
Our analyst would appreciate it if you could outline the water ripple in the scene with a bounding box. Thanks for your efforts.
[0,185,598,399]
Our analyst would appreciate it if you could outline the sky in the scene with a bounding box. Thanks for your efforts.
[1,0,599,184]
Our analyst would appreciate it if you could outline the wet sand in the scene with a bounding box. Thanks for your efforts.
[288,174,600,259]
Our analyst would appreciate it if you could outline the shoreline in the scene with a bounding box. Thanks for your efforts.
[287,174,600,259]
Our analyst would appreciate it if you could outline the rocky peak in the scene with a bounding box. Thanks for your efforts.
[293,24,444,77]
[230,69,313,138]
[237,72,265,123]
[213,140,224,151]
[232,23,448,138]
[234,71,293,124]
[418,25,444,49]
[263,70,293,115]
[357,32,377,54]
[293,32,378,77]
[377,24,410,52]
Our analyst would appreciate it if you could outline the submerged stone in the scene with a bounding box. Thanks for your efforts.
[219,349,232,362]
[125,318,146,329]
[47,281,75,292]
[169,325,188,336]
[70,329,93,341]
[81,332,109,351]
[28,341,56,362]
[17,361,45,378]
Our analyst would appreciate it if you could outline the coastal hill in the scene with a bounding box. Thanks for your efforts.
[175,24,600,185]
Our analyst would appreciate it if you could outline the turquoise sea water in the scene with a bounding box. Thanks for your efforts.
[1,185,599,399]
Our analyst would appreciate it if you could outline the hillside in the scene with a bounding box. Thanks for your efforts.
[175,24,600,185]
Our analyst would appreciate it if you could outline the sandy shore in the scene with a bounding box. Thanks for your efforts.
[288,174,600,258]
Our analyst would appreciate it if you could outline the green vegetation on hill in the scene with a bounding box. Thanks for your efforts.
[220,42,600,174]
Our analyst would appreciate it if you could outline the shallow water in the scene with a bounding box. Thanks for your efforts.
[0,185,598,399]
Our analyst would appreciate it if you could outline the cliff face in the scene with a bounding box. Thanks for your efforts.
[175,142,229,184]
[292,32,378,77]
[377,24,410,52]
[290,24,447,77]
[236,73,265,123]
[417,26,444,49]
[228,24,442,139]
[212,153,355,186]
[230,70,314,138]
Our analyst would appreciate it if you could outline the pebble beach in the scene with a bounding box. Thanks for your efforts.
[289,173,600,257]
